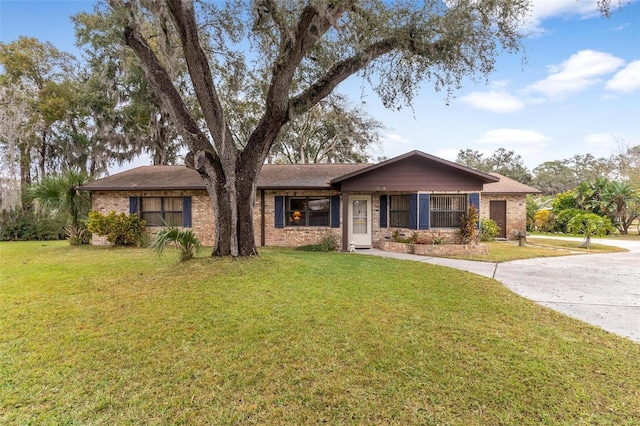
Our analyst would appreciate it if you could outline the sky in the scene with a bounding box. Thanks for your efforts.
[1,0,639,173]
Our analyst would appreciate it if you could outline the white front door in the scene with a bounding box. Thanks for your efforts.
[348,195,372,248]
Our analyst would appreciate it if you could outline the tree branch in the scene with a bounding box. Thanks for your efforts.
[120,17,212,158]
[165,0,236,160]
[291,39,396,115]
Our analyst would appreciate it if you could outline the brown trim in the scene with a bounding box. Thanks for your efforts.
[260,189,266,247]
[341,192,350,251]
[331,150,499,184]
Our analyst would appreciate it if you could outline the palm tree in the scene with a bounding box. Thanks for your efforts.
[27,170,92,244]
[151,225,202,262]
[567,213,613,249]
[601,181,640,235]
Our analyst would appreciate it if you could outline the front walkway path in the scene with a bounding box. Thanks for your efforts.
[356,236,640,343]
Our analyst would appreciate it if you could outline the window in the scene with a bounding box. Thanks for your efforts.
[286,197,330,227]
[430,194,467,228]
[140,197,183,226]
[389,195,410,228]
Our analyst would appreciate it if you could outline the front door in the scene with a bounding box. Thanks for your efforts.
[348,195,371,247]
[490,200,507,239]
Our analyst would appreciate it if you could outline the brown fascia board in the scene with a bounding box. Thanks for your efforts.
[331,150,500,184]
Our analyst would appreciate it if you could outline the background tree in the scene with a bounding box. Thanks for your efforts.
[0,37,75,186]
[455,148,532,184]
[113,0,533,257]
[72,2,185,168]
[531,161,577,195]
[268,94,383,164]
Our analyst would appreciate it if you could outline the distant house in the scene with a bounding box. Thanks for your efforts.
[80,150,539,249]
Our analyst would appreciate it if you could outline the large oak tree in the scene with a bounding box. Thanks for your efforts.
[110,0,617,257]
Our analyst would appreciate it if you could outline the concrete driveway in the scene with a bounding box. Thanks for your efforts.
[494,236,639,343]
[357,236,640,343]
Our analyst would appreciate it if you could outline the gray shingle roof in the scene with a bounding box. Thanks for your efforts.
[483,172,541,194]
[80,163,372,191]
[79,153,539,194]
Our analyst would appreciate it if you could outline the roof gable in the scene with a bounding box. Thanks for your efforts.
[332,150,499,192]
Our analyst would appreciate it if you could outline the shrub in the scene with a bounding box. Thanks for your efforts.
[390,230,412,244]
[151,225,202,261]
[459,205,479,244]
[0,207,65,241]
[87,211,147,246]
[480,218,500,241]
[297,231,339,252]
[534,210,554,232]
[65,222,91,246]
[552,191,577,214]
[553,208,586,233]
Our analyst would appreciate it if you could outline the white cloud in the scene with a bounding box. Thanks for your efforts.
[524,0,602,33]
[526,50,625,99]
[434,148,462,162]
[583,132,625,157]
[475,128,552,146]
[605,60,640,93]
[460,91,524,113]
[380,132,411,158]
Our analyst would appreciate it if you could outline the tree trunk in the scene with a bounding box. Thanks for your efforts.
[188,152,259,257]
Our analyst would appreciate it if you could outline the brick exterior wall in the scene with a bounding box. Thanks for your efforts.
[261,190,343,249]
[90,190,527,248]
[90,190,215,246]
[480,194,527,239]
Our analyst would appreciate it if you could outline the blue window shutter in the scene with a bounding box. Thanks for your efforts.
[129,196,138,214]
[331,195,340,228]
[418,194,430,230]
[469,193,480,229]
[408,194,418,230]
[274,196,284,228]
[379,195,388,228]
[182,196,192,228]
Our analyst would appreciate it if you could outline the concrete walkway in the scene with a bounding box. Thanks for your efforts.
[356,236,640,343]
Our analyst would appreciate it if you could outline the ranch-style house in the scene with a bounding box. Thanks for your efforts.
[80,150,540,250]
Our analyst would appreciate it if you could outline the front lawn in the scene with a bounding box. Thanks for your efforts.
[1,241,638,424]
[446,238,627,262]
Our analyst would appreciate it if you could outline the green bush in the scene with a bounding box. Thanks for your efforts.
[65,222,91,246]
[553,208,586,233]
[297,231,339,252]
[480,218,500,241]
[151,225,202,261]
[552,191,577,214]
[459,205,479,244]
[534,210,554,232]
[87,211,147,246]
[0,207,65,241]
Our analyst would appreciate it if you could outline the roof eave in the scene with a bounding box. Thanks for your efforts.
[331,150,499,184]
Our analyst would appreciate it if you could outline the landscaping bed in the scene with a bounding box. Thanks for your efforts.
[378,239,488,256]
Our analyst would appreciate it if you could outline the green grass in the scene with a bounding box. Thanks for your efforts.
[1,241,639,425]
[446,239,627,262]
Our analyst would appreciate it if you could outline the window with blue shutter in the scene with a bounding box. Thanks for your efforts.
[408,194,418,230]
[274,196,284,228]
[379,195,388,228]
[469,193,480,228]
[182,196,192,228]
[418,194,430,230]
[129,196,139,215]
[330,195,340,228]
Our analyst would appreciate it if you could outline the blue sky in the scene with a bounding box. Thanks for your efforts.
[1,0,639,171]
